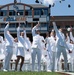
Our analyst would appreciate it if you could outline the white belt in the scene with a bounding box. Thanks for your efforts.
[6,46,15,48]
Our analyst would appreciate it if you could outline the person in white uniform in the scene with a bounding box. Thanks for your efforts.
[69,27,74,42]
[3,22,14,72]
[31,21,42,71]
[0,36,4,54]
[52,22,72,72]
[0,36,5,70]
[15,23,29,71]
[40,35,47,71]
[67,28,74,71]
[23,27,31,71]
[46,30,57,72]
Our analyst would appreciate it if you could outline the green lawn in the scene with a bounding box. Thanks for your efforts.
[0,72,62,75]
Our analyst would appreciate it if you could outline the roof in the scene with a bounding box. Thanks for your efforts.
[0,3,48,9]
[29,4,48,8]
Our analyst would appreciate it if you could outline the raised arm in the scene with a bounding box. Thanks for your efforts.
[32,21,40,36]
[23,27,27,38]
[52,22,59,34]
[4,22,9,33]
[17,23,20,38]
[4,22,10,38]
[70,31,74,42]
[66,33,70,43]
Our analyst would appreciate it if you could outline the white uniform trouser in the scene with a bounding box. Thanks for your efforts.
[31,48,42,71]
[47,50,56,71]
[3,46,13,70]
[56,45,67,71]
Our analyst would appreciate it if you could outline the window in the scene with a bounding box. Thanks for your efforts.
[20,12,23,15]
[9,11,13,16]
[3,11,7,16]
[41,23,47,27]
[6,16,15,21]
[41,9,44,15]
[44,10,48,15]
[9,10,24,16]
[18,10,23,15]
[15,23,18,28]
[9,11,16,16]
[34,10,40,15]
[1,23,5,28]
[33,18,39,21]
[20,23,25,27]
[13,11,16,15]
[49,25,53,29]
[9,23,16,28]
[0,12,3,16]
[25,10,28,16]
[65,25,70,28]
[28,10,32,15]
[27,23,31,28]
[57,25,60,29]
[41,9,48,15]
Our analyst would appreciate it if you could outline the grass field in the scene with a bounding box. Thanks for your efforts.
[0,72,63,75]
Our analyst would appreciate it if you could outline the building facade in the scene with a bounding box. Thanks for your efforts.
[0,2,74,40]
[0,2,50,40]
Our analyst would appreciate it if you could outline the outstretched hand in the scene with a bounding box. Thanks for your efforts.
[52,16,55,21]
[70,27,72,32]
[37,21,40,26]
[6,21,10,24]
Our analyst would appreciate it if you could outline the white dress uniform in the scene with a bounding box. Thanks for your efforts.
[0,36,4,54]
[0,36,5,63]
[25,37,31,60]
[52,22,70,71]
[16,26,28,57]
[40,36,46,71]
[3,23,14,71]
[40,36,46,57]
[31,34,42,71]
[46,35,56,72]
[31,25,42,71]
[11,42,17,61]
[69,31,74,71]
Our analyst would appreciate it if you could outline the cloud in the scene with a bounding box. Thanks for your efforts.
[40,0,64,6]
[44,0,54,5]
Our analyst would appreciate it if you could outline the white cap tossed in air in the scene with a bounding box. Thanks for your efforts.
[52,29,54,32]
[67,28,71,31]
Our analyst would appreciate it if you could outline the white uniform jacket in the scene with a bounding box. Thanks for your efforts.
[31,34,42,50]
[47,36,56,52]
[52,22,69,50]
[32,25,39,36]
[4,24,14,47]
[17,26,29,50]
